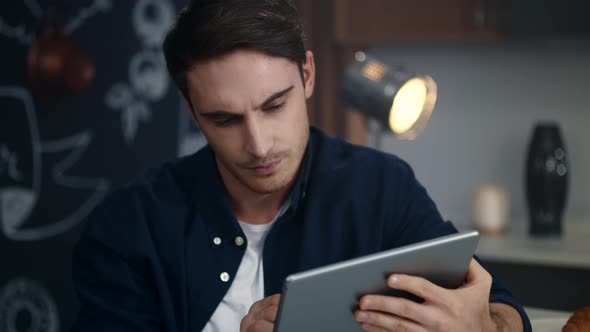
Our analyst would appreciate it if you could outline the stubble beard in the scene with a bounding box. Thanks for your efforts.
[233,154,297,195]
[233,142,307,195]
[222,128,310,196]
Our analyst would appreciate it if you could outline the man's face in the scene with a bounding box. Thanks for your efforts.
[184,49,315,195]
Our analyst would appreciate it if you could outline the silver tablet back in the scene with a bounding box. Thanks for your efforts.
[274,230,479,332]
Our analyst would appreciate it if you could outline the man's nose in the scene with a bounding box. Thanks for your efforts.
[243,117,272,158]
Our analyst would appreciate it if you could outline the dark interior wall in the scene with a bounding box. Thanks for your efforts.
[0,1,184,330]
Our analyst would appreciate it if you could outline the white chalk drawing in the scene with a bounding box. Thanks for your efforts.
[0,278,59,332]
[0,17,34,46]
[105,0,175,143]
[132,0,175,48]
[24,0,43,19]
[1,1,111,46]
[1,145,23,181]
[124,100,151,142]
[29,132,110,241]
[0,86,110,241]
[105,82,134,109]
[106,83,152,142]
[65,0,112,34]
[0,87,42,231]
[129,50,169,102]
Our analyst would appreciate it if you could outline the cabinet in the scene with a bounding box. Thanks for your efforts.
[511,0,590,37]
[334,0,506,44]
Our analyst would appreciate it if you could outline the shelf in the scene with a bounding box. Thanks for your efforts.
[463,221,590,269]
[333,0,505,45]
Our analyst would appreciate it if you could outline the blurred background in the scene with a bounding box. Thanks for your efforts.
[1,0,589,330]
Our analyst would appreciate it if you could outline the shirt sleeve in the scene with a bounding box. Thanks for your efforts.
[71,203,164,331]
[384,157,532,332]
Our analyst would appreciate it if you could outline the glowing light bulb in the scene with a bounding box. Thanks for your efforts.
[389,77,436,139]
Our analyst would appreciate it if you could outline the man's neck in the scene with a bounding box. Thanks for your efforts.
[216,162,293,225]
[229,188,289,225]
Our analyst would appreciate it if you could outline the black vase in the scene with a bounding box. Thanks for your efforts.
[525,122,569,236]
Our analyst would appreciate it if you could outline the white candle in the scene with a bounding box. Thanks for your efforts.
[472,184,510,235]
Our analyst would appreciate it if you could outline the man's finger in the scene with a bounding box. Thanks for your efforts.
[255,302,280,322]
[355,310,426,332]
[266,293,281,305]
[359,322,390,332]
[244,319,274,332]
[249,294,281,315]
[386,273,448,304]
[466,259,481,278]
[464,259,492,285]
[358,294,429,324]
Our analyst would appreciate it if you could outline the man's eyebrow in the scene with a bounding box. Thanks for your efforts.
[199,110,239,118]
[199,85,294,117]
[256,85,294,109]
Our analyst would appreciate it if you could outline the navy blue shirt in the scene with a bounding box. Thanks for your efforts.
[72,127,531,331]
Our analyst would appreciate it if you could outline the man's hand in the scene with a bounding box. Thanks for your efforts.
[354,259,506,332]
[240,294,281,332]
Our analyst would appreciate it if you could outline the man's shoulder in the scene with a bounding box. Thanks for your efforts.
[311,127,414,178]
[103,151,203,210]
[80,148,210,243]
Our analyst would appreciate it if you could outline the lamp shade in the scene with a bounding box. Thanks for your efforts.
[341,51,437,140]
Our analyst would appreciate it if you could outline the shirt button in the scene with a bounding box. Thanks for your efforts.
[234,236,245,247]
[213,237,222,246]
[220,272,230,282]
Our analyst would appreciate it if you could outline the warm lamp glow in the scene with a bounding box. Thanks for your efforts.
[388,76,437,139]
[341,51,438,140]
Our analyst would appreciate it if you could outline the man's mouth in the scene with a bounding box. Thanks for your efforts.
[249,159,282,175]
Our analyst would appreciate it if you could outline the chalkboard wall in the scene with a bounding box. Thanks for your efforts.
[0,1,187,330]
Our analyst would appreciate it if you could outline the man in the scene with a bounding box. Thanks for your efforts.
[72,0,532,331]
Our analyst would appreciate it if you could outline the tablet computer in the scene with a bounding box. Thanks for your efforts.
[274,230,480,332]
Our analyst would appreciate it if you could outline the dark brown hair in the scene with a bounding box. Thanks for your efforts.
[163,0,306,108]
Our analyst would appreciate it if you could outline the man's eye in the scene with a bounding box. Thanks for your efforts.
[214,116,240,127]
[266,102,286,112]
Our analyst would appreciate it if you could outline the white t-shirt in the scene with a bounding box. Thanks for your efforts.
[203,201,290,332]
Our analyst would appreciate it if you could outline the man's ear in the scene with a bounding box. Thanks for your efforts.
[302,50,315,99]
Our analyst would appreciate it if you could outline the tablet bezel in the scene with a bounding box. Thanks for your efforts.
[274,230,480,332]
